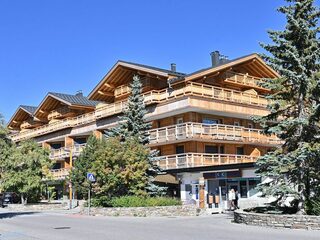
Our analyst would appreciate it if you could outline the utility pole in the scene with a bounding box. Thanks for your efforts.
[69,148,73,209]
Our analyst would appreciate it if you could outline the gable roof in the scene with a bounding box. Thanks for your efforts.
[88,60,186,100]
[34,92,101,119]
[169,53,279,85]
[19,105,37,115]
[118,60,186,77]
[7,105,37,129]
[48,92,101,107]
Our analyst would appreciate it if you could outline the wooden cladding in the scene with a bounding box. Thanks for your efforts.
[156,153,257,170]
[223,71,269,91]
[10,82,268,142]
[148,122,281,146]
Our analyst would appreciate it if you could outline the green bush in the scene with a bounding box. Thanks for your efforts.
[91,196,112,207]
[110,196,181,207]
[306,198,320,216]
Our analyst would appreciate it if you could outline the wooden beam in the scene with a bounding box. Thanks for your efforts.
[104,83,115,88]
[98,90,114,97]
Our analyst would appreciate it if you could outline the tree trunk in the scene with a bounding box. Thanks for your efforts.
[20,194,27,205]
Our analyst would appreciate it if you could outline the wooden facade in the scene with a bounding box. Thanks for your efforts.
[7,53,279,181]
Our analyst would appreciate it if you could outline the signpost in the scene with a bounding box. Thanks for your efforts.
[87,173,96,216]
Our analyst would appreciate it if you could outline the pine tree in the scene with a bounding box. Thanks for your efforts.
[70,135,101,199]
[256,0,320,213]
[106,75,166,196]
[107,75,151,144]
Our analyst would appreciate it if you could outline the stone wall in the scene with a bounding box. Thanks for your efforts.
[234,210,320,230]
[82,205,204,217]
[5,202,68,211]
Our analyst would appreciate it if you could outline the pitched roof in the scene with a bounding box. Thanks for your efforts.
[118,60,186,77]
[7,105,37,129]
[20,105,37,115]
[48,92,101,107]
[169,53,279,84]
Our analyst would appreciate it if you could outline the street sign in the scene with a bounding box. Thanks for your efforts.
[87,173,96,182]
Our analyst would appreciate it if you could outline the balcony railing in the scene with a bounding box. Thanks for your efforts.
[224,71,266,89]
[48,106,73,120]
[149,122,281,146]
[49,168,69,180]
[49,144,86,160]
[11,82,268,142]
[156,153,257,170]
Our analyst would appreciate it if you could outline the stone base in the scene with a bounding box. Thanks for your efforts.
[234,210,320,230]
[82,205,205,217]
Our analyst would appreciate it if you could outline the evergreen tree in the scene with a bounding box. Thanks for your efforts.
[106,75,151,144]
[70,135,101,199]
[106,75,166,196]
[256,0,320,213]
[0,140,52,204]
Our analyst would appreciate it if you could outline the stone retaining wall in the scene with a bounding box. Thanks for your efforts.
[5,202,68,211]
[234,210,320,230]
[82,205,204,217]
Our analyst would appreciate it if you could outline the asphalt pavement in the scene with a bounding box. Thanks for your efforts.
[0,210,319,240]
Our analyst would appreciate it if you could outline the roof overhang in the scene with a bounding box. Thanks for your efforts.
[7,106,34,130]
[88,61,171,101]
[34,93,95,120]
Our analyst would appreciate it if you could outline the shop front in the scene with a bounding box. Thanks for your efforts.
[178,168,260,209]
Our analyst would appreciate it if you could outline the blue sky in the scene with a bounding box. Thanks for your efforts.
[0,0,297,121]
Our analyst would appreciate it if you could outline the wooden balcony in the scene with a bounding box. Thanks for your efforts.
[223,71,268,90]
[49,144,86,160]
[20,119,42,130]
[48,106,74,120]
[49,168,69,180]
[149,122,281,146]
[10,82,268,142]
[156,153,257,170]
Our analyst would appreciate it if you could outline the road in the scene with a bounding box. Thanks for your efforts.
[0,210,318,240]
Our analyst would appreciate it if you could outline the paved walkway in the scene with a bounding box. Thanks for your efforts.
[0,210,319,240]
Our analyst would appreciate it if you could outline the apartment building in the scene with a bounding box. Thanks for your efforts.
[7,51,280,208]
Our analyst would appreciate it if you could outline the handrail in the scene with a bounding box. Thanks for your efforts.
[49,144,86,160]
[156,153,257,170]
[11,83,268,142]
[148,122,281,145]
[224,71,265,88]
[49,168,69,180]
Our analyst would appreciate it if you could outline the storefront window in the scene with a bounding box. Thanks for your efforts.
[248,179,260,197]
[240,180,247,198]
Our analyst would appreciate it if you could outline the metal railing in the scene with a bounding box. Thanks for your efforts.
[148,122,280,146]
[156,153,257,170]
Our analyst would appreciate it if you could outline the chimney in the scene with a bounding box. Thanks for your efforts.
[210,51,220,67]
[76,90,83,97]
[170,63,176,72]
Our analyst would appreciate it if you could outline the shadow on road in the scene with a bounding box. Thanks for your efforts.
[0,211,39,219]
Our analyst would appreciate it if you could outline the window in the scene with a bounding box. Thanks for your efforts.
[176,117,183,124]
[236,147,244,155]
[51,143,62,149]
[52,162,62,170]
[219,146,225,154]
[234,121,240,126]
[202,118,220,125]
[205,145,219,154]
[176,145,185,154]
[74,138,86,145]
[248,123,253,129]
